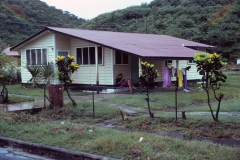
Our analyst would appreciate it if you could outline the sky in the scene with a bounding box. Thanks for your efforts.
[40,0,153,20]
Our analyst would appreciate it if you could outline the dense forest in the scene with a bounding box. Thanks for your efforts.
[0,0,86,46]
[81,0,240,60]
[1,0,240,61]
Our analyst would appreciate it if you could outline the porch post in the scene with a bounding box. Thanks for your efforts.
[95,44,99,94]
[111,49,114,85]
[175,60,179,122]
[139,58,142,94]
[53,33,57,84]
[176,60,179,83]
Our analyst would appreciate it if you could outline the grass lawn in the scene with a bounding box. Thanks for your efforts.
[179,98,240,112]
[6,84,45,97]
[105,86,239,111]
[105,72,240,111]
[7,95,35,103]
[5,84,91,103]
[0,72,240,159]
[5,71,240,108]
[37,102,120,124]
[115,112,240,140]
[0,109,239,159]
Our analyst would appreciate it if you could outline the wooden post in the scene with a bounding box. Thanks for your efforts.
[175,60,179,122]
[95,44,99,94]
[182,111,186,119]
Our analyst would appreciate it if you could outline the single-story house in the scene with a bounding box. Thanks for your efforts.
[237,58,240,65]
[11,26,215,86]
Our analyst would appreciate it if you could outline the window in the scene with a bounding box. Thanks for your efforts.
[188,59,195,64]
[58,51,69,61]
[76,46,103,65]
[26,49,47,65]
[115,51,128,64]
[167,60,172,64]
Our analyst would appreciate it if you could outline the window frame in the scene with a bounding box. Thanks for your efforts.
[76,46,103,66]
[188,59,196,64]
[167,60,172,64]
[57,50,70,62]
[26,48,47,66]
[115,50,129,65]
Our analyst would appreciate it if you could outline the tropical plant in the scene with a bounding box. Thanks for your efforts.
[56,55,80,106]
[0,53,20,103]
[26,62,54,87]
[139,61,159,118]
[1,66,20,83]
[26,65,41,88]
[38,62,55,107]
[40,62,55,85]
[194,52,227,122]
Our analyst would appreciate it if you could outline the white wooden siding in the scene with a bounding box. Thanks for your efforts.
[70,38,113,85]
[237,58,240,65]
[139,60,201,85]
[168,60,201,80]
[185,61,202,80]
[55,33,71,51]
[20,33,54,83]
[146,60,165,82]
[99,47,113,84]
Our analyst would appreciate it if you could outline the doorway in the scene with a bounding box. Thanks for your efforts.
[131,55,139,83]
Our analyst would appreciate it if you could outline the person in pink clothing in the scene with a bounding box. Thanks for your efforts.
[116,73,136,92]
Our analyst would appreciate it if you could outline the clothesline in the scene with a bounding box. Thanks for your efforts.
[163,66,189,89]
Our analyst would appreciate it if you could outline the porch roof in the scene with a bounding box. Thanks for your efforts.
[11,26,215,60]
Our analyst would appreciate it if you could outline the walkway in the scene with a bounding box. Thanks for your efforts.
[0,146,54,160]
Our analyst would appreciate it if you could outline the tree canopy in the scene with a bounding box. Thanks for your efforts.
[81,0,240,61]
[1,0,239,61]
[0,0,86,46]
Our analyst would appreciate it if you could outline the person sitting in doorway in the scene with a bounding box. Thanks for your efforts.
[116,73,136,93]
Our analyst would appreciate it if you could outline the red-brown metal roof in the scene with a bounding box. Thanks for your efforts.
[12,27,215,60]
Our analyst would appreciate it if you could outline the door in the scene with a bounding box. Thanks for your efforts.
[131,55,139,84]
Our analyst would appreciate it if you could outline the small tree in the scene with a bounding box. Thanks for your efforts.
[139,61,159,118]
[40,62,55,108]
[194,52,227,122]
[41,62,55,85]
[56,55,80,106]
[26,65,41,87]
[0,54,19,103]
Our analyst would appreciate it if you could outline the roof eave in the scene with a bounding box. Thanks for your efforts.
[10,27,49,51]
[142,57,194,60]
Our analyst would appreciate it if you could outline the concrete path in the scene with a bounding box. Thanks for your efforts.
[0,100,48,112]
[0,137,118,160]
[0,147,54,160]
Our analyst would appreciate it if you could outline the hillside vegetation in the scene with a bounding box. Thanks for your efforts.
[0,0,86,46]
[1,0,239,61]
[81,0,240,60]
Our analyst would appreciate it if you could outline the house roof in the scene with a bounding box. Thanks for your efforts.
[2,47,20,57]
[11,26,215,60]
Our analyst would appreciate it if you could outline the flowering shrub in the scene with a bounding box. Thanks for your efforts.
[194,52,227,122]
[139,61,159,85]
[139,61,159,118]
[194,52,227,84]
[56,55,80,106]
[56,55,80,84]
